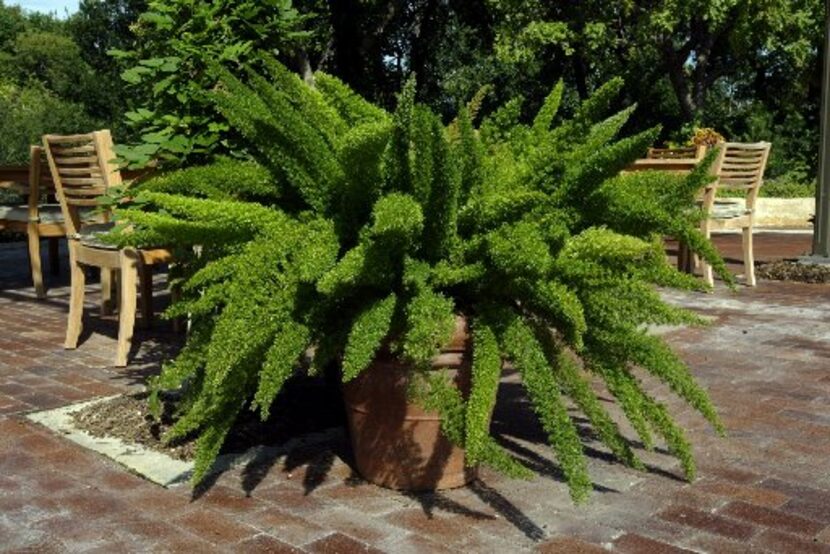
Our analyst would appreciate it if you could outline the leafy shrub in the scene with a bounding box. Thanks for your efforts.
[759,179,815,198]
[0,80,99,164]
[111,0,319,168]
[112,58,727,502]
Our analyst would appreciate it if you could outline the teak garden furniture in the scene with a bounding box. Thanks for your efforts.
[0,146,63,298]
[628,145,709,272]
[698,142,772,287]
[43,130,172,367]
[629,141,771,286]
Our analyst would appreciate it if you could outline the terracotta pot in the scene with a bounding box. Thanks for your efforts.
[342,316,476,491]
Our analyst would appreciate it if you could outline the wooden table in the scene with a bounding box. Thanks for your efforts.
[625,158,701,173]
[625,157,705,273]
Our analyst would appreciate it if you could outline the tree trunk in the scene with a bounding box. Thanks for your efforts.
[661,40,697,121]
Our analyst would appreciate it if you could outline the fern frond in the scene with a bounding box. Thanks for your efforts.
[342,294,398,382]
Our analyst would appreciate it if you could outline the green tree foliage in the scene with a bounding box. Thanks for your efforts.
[112,58,727,500]
[110,0,322,167]
[0,81,99,164]
[0,2,101,164]
[68,0,147,125]
[482,0,823,182]
[9,31,92,102]
[314,1,819,191]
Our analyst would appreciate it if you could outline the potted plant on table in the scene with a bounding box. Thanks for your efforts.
[110,57,729,502]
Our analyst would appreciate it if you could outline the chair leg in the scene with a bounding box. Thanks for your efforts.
[48,238,60,276]
[65,244,85,349]
[138,263,153,329]
[100,269,115,316]
[702,261,714,287]
[743,225,756,287]
[699,220,714,287]
[116,249,139,367]
[26,226,45,299]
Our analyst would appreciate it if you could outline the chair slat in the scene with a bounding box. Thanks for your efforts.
[721,170,763,177]
[44,134,96,144]
[726,150,764,158]
[57,167,103,176]
[59,177,105,186]
[62,186,107,196]
[53,155,100,166]
[721,162,762,170]
[720,183,755,190]
[64,197,100,207]
[50,144,96,155]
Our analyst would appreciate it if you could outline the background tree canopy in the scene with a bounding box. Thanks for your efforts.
[0,0,823,191]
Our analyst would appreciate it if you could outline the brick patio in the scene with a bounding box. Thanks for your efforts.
[1,232,829,553]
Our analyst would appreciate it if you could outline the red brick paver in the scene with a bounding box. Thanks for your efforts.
[1,233,829,552]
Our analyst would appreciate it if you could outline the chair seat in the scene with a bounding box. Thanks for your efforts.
[78,222,119,250]
[710,200,750,220]
[0,204,65,223]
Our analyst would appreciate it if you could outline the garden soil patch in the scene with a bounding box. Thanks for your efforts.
[757,260,830,284]
[72,375,346,461]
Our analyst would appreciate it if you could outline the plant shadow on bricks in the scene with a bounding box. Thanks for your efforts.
[72,365,682,541]
[491,379,687,485]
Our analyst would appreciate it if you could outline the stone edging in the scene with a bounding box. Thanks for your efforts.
[27,396,344,488]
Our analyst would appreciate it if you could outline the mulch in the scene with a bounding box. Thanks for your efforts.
[757,259,830,284]
[71,375,347,462]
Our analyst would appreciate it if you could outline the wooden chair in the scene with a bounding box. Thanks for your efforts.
[698,142,772,287]
[0,146,63,298]
[43,130,172,367]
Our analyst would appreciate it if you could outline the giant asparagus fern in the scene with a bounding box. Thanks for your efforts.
[113,57,728,502]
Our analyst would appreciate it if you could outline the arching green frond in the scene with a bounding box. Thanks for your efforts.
[342,294,398,382]
[500,313,592,503]
[532,80,564,136]
[465,319,502,465]
[252,321,311,420]
[313,71,389,126]
[402,288,455,366]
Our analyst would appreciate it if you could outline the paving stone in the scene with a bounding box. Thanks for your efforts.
[700,465,763,485]
[315,506,404,544]
[243,507,329,546]
[752,529,830,554]
[781,498,830,524]
[305,532,386,554]
[253,482,334,515]
[236,533,306,554]
[536,536,606,553]
[613,533,695,554]
[377,532,457,554]
[719,500,825,536]
[694,480,789,507]
[198,484,269,515]
[174,509,260,545]
[658,505,755,540]
[677,532,758,554]
[0,235,829,552]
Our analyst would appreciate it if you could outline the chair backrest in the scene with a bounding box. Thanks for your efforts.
[647,145,707,160]
[28,145,57,217]
[709,142,771,211]
[42,130,122,237]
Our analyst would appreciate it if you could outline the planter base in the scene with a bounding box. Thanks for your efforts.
[342,318,475,491]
